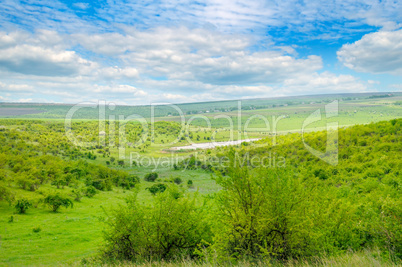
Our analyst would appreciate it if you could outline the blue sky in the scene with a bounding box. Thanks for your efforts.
[0,0,401,104]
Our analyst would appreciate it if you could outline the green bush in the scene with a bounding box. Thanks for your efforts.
[211,161,358,260]
[43,193,74,212]
[173,177,182,185]
[32,226,42,233]
[120,175,140,190]
[102,188,212,261]
[85,186,97,198]
[146,183,166,195]
[144,172,158,182]
[14,198,32,214]
[71,188,84,202]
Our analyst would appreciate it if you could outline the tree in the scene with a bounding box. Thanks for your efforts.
[43,193,73,212]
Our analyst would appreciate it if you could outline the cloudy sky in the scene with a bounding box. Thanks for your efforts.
[0,0,401,104]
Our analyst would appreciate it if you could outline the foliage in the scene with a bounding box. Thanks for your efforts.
[32,226,42,233]
[119,175,140,190]
[14,198,32,214]
[43,193,74,212]
[146,183,167,195]
[71,188,84,202]
[0,184,15,204]
[173,177,182,185]
[102,188,212,261]
[144,172,158,182]
[85,186,97,198]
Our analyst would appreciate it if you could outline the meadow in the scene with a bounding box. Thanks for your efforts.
[0,93,401,266]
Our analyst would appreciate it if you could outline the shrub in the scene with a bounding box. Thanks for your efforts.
[43,193,73,212]
[102,188,212,261]
[211,161,348,260]
[91,179,112,191]
[187,180,193,187]
[85,186,97,198]
[120,175,140,190]
[144,172,158,182]
[32,226,41,233]
[146,183,167,195]
[173,177,182,185]
[14,198,32,214]
[71,188,84,202]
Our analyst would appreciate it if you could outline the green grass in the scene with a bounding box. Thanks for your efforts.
[79,249,399,266]
[0,167,218,266]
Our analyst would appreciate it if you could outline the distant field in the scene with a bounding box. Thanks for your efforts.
[1,92,401,121]
[0,108,45,116]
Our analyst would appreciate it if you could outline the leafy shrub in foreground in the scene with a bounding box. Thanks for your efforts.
[102,188,212,261]
[211,156,366,261]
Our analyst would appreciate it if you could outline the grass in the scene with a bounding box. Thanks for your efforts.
[0,167,219,266]
[77,249,399,266]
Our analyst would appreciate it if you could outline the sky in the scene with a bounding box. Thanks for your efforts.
[0,0,401,105]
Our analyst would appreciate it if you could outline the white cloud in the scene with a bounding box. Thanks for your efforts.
[98,67,139,79]
[337,30,402,75]
[93,0,402,36]
[0,44,96,76]
[93,84,146,96]
[281,72,367,94]
[368,80,380,85]
[18,98,32,102]
[73,2,89,10]
[77,27,322,86]
[0,31,97,77]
